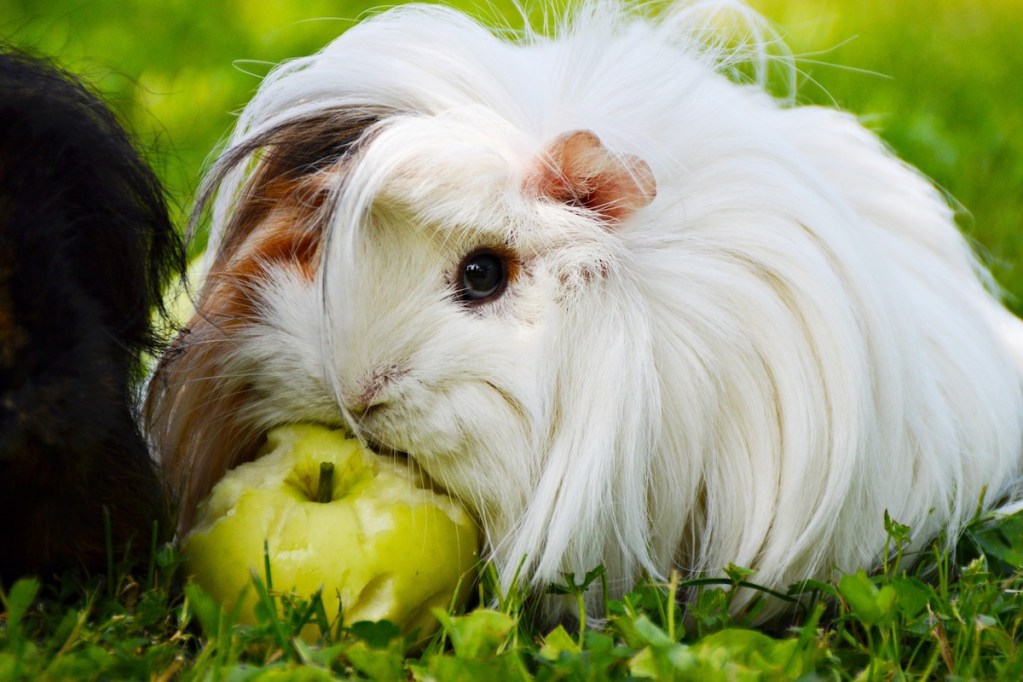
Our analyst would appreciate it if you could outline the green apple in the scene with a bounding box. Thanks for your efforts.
[180,423,480,640]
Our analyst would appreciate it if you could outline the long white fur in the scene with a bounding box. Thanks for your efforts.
[195,0,1023,619]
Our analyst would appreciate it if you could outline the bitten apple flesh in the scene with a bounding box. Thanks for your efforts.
[181,424,479,638]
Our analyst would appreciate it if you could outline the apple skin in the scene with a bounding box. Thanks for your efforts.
[180,423,479,639]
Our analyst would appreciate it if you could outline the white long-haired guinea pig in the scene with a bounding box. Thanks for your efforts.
[147,1,1023,621]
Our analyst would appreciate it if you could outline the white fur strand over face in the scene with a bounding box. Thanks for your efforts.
[152,1,1023,622]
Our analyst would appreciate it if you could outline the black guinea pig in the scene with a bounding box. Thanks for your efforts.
[0,49,184,581]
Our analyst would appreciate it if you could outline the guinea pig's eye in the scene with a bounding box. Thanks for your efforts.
[457,250,508,304]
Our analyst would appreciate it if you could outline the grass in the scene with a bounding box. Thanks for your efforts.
[2,511,1023,679]
[3,0,1023,679]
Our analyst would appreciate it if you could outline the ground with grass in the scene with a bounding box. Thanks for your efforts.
[2,0,1022,679]
[3,512,1023,679]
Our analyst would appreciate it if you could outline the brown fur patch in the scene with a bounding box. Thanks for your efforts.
[147,197,323,531]
[147,110,387,531]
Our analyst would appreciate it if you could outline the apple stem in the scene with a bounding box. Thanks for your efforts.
[316,461,334,503]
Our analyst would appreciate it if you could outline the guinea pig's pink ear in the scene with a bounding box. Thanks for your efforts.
[527,130,656,225]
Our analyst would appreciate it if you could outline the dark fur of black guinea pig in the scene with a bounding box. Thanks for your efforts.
[0,49,184,582]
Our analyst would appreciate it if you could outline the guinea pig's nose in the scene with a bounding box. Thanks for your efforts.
[344,365,407,417]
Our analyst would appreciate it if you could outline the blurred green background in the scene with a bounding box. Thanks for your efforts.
[3,0,1021,306]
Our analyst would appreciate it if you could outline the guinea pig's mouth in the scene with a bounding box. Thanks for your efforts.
[342,411,417,463]
[364,437,409,461]
[362,435,471,501]
[345,427,416,468]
